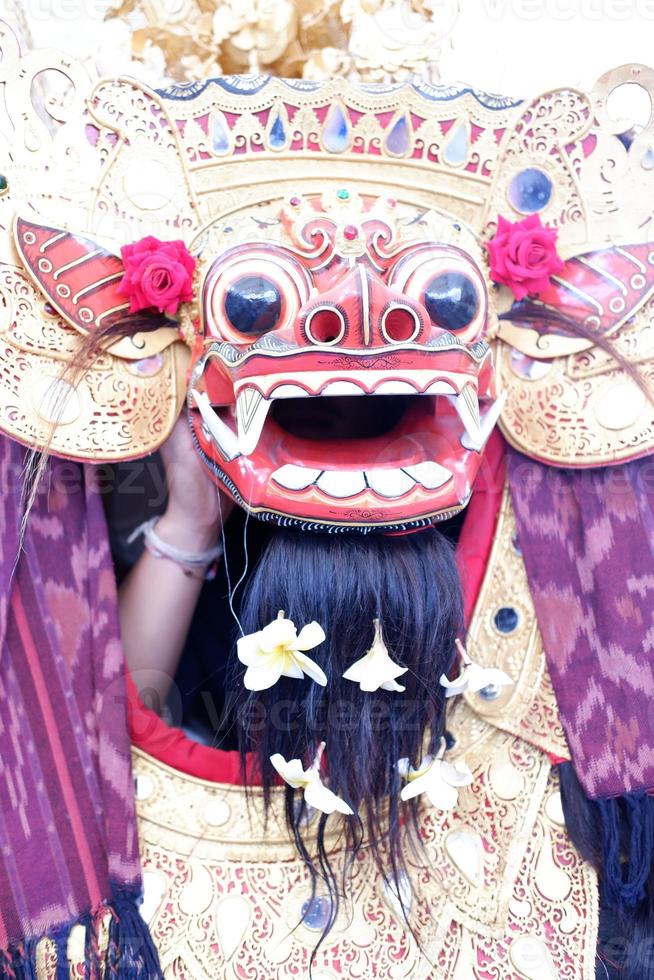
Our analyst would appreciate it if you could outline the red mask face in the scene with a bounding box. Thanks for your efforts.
[189,192,499,532]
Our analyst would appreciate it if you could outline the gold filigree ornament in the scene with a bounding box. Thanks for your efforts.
[120,708,597,979]
[40,476,597,978]
[0,22,190,460]
[489,64,654,467]
[106,0,460,84]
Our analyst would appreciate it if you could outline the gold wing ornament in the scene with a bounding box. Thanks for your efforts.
[0,22,191,460]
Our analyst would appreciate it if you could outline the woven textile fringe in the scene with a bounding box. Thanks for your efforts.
[598,791,654,912]
[0,887,162,980]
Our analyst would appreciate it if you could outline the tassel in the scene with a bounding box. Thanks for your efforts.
[598,791,654,911]
[0,887,162,980]
[107,893,162,979]
[54,930,69,980]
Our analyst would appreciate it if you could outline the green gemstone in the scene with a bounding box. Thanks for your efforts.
[0,175,7,192]
[336,188,349,201]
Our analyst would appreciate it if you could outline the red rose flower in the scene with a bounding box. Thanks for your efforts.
[118,236,196,317]
[486,214,564,300]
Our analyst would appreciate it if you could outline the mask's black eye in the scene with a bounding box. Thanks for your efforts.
[424,272,480,332]
[224,275,281,335]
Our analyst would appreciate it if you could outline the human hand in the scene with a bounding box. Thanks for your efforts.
[157,413,235,551]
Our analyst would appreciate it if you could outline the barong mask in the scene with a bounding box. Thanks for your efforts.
[2,31,654,527]
[189,191,496,531]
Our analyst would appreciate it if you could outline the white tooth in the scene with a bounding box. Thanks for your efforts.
[426,380,457,395]
[461,392,507,453]
[365,468,416,498]
[272,464,323,490]
[317,470,366,498]
[403,461,452,490]
[269,384,311,400]
[448,386,482,447]
[373,380,417,395]
[321,381,365,396]
[192,391,240,461]
[236,388,271,455]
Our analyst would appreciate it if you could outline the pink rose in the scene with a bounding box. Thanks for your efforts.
[486,214,564,300]
[118,236,196,317]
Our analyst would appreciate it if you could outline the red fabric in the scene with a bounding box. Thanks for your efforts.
[129,433,507,784]
[457,429,506,624]
[127,672,261,784]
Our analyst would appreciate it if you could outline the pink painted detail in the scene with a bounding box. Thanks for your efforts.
[471,123,484,142]
[85,124,100,147]
[439,119,456,136]
[253,108,271,126]
[410,113,426,130]
[343,225,358,240]
[375,111,395,128]
[194,113,210,135]
[576,134,598,158]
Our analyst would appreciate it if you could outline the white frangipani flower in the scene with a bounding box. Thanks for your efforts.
[342,618,408,692]
[440,638,513,699]
[270,743,354,816]
[237,611,327,691]
[398,737,473,811]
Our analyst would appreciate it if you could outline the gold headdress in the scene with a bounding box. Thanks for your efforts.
[1,17,653,472]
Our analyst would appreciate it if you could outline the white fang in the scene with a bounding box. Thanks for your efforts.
[193,391,240,461]
[236,388,271,455]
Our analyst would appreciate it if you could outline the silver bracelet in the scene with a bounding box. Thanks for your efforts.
[128,517,224,580]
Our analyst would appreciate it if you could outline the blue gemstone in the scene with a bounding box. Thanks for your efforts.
[323,104,350,153]
[424,271,480,332]
[494,607,519,634]
[444,123,469,166]
[385,115,410,155]
[268,111,286,150]
[224,275,281,335]
[300,896,332,931]
[508,168,553,214]
[643,146,654,171]
[211,114,230,155]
